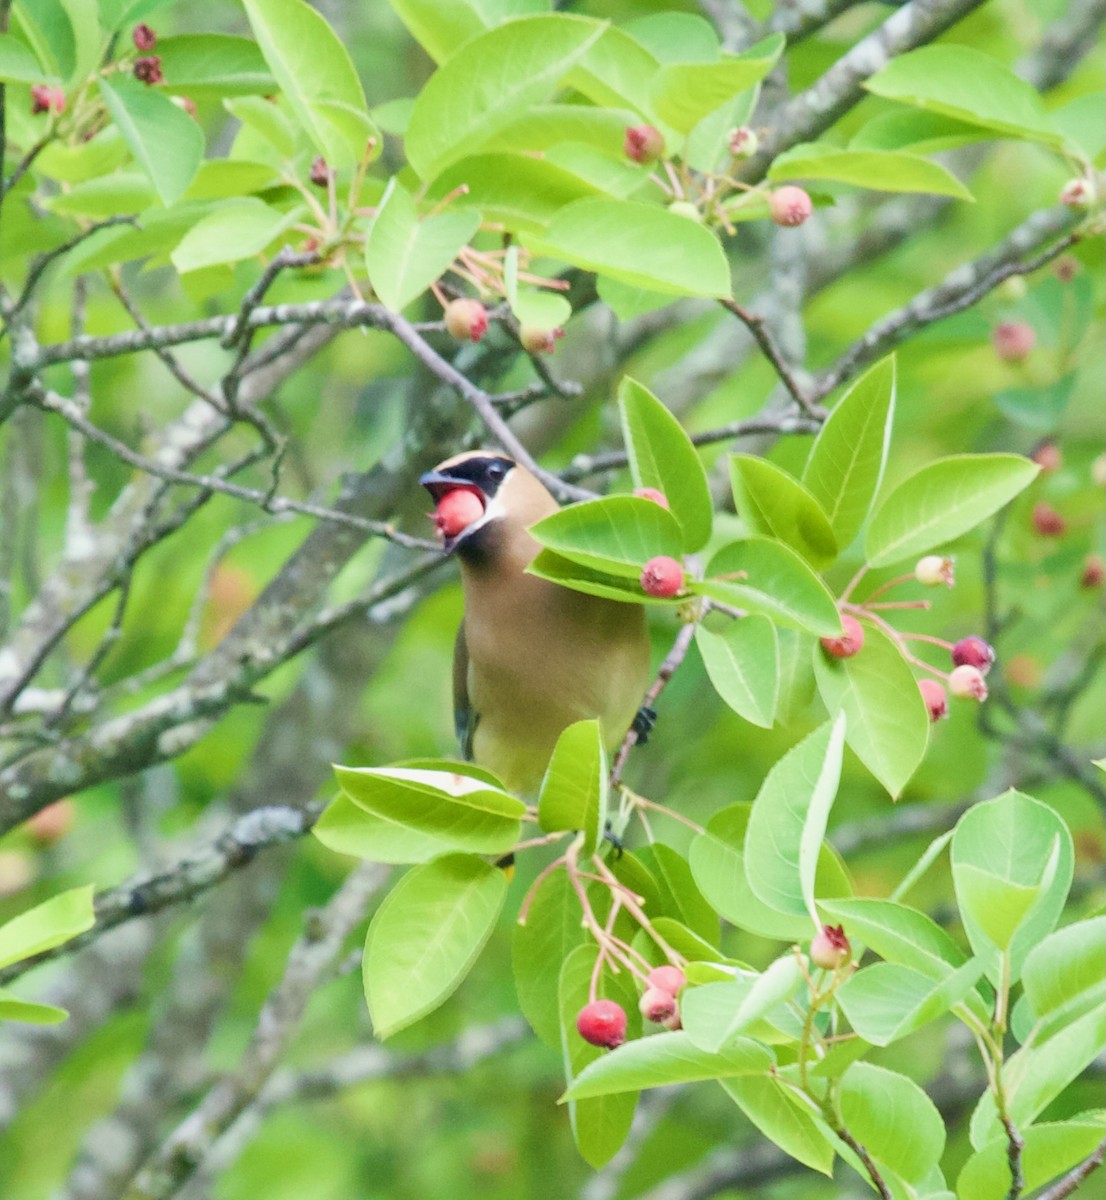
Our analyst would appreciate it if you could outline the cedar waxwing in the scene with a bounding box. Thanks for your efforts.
[421,451,651,795]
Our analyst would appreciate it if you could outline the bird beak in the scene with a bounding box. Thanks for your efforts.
[419,469,467,503]
[420,469,487,553]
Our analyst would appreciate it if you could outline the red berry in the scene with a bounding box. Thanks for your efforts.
[1032,502,1066,537]
[992,321,1035,363]
[949,664,988,702]
[309,156,330,188]
[914,555,955,588]
[640,556,684,598]
[432,489,484,541]
[769,186,812,227]
[576,999,627,1049]
[638,987,677,1024]
[820,614,864,660]
[25,799,75,846]
[1081,554,1105,589]
[132,22,157,50]
[623,124,664,165]
[646,965,685,996]
[633,487,669,509]
[444,298,488,344]
[30,84,65,115]
[951,635,995,675]
[919,678,948,722]
[1031,442,1062,473]
[133,55,163,85]
[810,924,850,971]
[519,324,564,354]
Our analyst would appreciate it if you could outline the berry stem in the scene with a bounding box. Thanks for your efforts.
[857,572,914,604]
[838,564,870,604]
[899,631,955,650]
[626,789,706,836]
[515,853,568,925]
[860,600,932,612]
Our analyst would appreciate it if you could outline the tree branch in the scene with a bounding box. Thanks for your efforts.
[1036,1135,1106,1200]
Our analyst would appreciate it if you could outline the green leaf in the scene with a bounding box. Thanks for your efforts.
[839,1061,945,1184]
[538,720,607,855]
[681,978,800,1050]
[0,33,55,82]
[98,76,204,205]
[405,15,604,179]
[527,550,679,607]
[224,95,296,157]
[528,199,731,298]
[690,804,852,942]
[695,539,842,637]
[865,453,1039,568]
[484,105,633,157]
[618,377,714,552]
[696,616,778,729]
[686,83,758,174]
[559,944,639,1168]
[242,0,376,168]
[768,143,972,199]
[864,45,1065,147]
[513,869,586,1048]
[0,990,69,1025]
[634,844,718,948]
[0,886,94,970]
[157,34,276,96]
[1022,916,1106,1038]
[365,181,478,312]
[952,790,1073,984]
[651,34,783,134]
[170,198,301,273]
[564,1031,772,1100]
[995,373,1076,433]
[627,12,719,63]
[744,716,846,923]
[364,854,506,1039]
[848,109,992,154]
[335,765,525,857]
[730,455,838,570]
[957,1115,1106,1200]
[813,620,929,799]
[836,959,984,1046]
[802,356,896,549]
[565,25,662,121]
[46,173,158,218]
[528,495,685,579]
[715,955,805,1049]
[312,792,455,864]
[721,1076,835,1175]
[388,0,486,63]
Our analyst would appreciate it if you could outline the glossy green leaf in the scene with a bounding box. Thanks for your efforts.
[695,539,842,637]
[848,109,992,154]
[364,854,506,1038]
[864,45,1064,147]
[224,95,296,157]
[388,0,486,63]
[62,201,216,274]
[634,844,717,948]
[365,181,478,312]
[527,550,680,607]
[335,765,525,856]
[405,16,604,179]
[98,76,204,205]
[721,1076,836,1175]
[730,455,838,570]
[170,198,301,273]
[958,1115,1106,1200]
[513,869,587,1049]
[952,790,1073,984]
[566,25,661,121]
[817,898,972,983]
[242,0,376,168]
[802,356,896,549]
[46,173,158,218]
[0,885,94,970]
[651,35,783,134]
[0,991,69,1025]
[718,956,805,1049]
[529,495,685,579]
[696,616,778,729]
[745,715,846,923]
[538,720,607,855]
[1022,916,1106,1037]
[312,792,454,864]
[0,33,54,82]
[681,978,800,1050]
[157,34,276,95]
[484,105,632,157]
[564,1031,771,1100]
[865,453,1039,568]
[627,12,719,62]
[618,377,714,552]
[813,620,929,799]
[839,1061,945,1184]
[529,199,731,298]
[769,143,972,199]
[691,804,852,941]
[559,944,639,1167]
[836,958,983,1046]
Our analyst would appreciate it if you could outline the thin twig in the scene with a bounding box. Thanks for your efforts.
[721,299,820,417]
[1002,1114,1026,1200]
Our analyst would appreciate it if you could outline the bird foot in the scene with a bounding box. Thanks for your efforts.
[632,705,658,744]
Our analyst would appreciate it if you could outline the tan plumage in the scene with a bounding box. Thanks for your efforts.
[422,452,650,795]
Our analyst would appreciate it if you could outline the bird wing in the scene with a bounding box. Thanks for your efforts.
[452,620,477,760]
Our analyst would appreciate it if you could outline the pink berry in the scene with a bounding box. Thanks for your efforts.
[810,924,850,971]
[519,324,564,354]
[914,555,955,588]
[633,487,669,509]
[576,999,627,1049]
[820,614,864,660]
[640,556,684,598]
[132,22,157,50]
[30,84,65,115]
[309,156,330,188]
[638,987,677,1024]
[432,488,484,540]
[951,635,995,675]
[1081,554,1105,589]
[769,186,812,228]
[646,965,686,996]
[443,298,488,344]
[133,55,163,85]
[992,321,1035,363]
[919,678,948,722]
[949,664,988,702]
[1033,502,1066,537]
[1031,443,1062,473]
[623,124,664,165]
